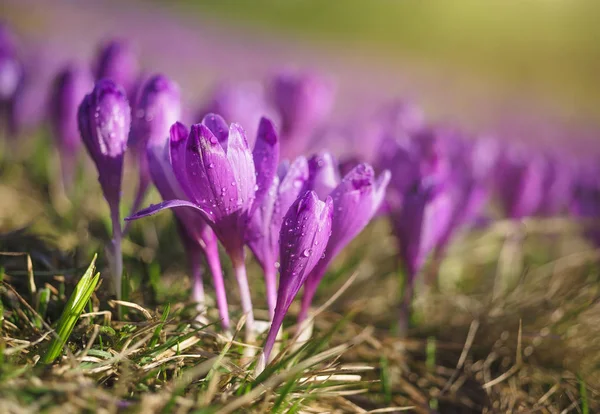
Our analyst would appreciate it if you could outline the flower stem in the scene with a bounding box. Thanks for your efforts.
[398,270,415,336]
[205,240,230,330]
[188,250,205,316]
[232,253,255,343]
[264,265,277,320]
[110,206,123,301]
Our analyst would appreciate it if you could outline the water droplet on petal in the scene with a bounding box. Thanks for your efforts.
[302,248,311,257]
[207,163,215,169]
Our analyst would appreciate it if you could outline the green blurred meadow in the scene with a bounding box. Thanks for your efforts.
[180,0,600,121]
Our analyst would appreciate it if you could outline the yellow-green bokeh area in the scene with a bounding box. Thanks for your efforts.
[181,0,600,120]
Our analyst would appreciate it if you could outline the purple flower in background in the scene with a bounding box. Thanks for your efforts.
[49,63,94,189]
[305,152,340,200]
[538,152,574,216]
[270,69,335,159]
[95,39,139,102]
[0,23,23,135]
[198,81,278,147]
[381,127,453,330]
[246,155,309,319]
[78,79,131,299]
[570,161,600,245]
[495,144,546,219]
[128,114,278,341]
[147,122,229,328]
[128,74,181,227]
[259,191,333,371]
[299,163,390,323]
[433,133,500,257]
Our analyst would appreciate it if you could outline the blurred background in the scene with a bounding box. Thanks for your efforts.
[3,0,600,147]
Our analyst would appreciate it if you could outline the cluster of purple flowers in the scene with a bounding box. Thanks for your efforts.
[3,23,600,369]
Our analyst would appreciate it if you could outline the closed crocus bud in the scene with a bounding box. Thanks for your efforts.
[199,81,279,147]
[78,78,130,299]
[49,64,94,189]
[305,152,340,200]
[128,113,267,342]
[570,162,600,245]
[496,144,546,219]
[95,39,138,102]
[0,24,23,134]
[259,191,333,371]
[128,74,181,225]
[538,153,574,216]
[147,122,229,328]
[246,155,309,319]
[299,163,390,323]
[271,70,335,159]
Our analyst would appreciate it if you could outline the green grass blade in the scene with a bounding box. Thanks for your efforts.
[41,255,100,364]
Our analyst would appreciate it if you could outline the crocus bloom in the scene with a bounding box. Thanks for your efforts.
[495,144,546,219]
[128,74,181,227]
[78,79,130,299]
[246,155,309,319]
[95,39,139,102]
[569,161,600,245]
[270,70,334,159]
[538,152,574,216]
[128,114,279,341]
[49,64,94,190]
[198,81,278,146]
[259,191,333,370]
[147,122,229,328]
[380,127,453,329]
[298,163,390,323]
[0,24,23,135]
[304,152,340,200]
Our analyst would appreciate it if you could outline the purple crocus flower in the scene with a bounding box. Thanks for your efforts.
[381,127,453,330]
[78,79,130,299]
[270,70,334,159]
[128,74,181,229]
[495,144,546,219]
[246,155,309,319]
[538,152,574,216]
[259,191,333,371]
[569,161,600,245]
[198,81,278,147]
[95,39,139,103]
[0,24,23,135]
[433,133,500,257]
[298,163,390,323]
[305,152,340,200]
[49,64,94,190]
[128,114,279,341]
[147,122,229,328]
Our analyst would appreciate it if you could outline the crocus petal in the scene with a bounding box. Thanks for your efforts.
[252,117,280,214]
[201,112,229,147]
[125,199,212,223]
[226,123,256,213]
[305,152,340,200]
[95,39,138,101]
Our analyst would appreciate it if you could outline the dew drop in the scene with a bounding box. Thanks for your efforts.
[207,163,215,169]
[302,248,311,257]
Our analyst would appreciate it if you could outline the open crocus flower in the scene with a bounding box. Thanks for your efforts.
[128,114,279,341]
[246,155,309,319]
[258,191,333,372]
[49,64,94,190]
[95,39,139,103]
[298,163,390,323]
[147,122,229,328]
[270,70,335,159]
[78,79,130,299]
[198,81,279,147]
[128,74,181,227]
